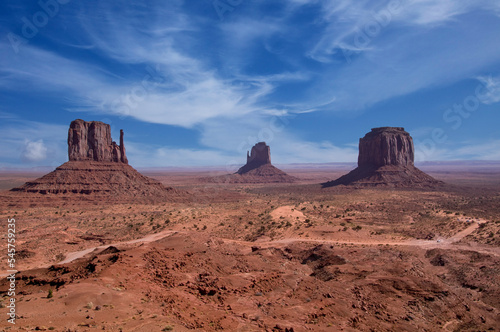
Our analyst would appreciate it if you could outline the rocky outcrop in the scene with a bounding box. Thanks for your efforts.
[237,142,271,174]
[358,127,414,168]
[11,119,183,201]
[233,142,295,182]
[201,142,296,183]
[68,119,127,163]
[323,127,442,188]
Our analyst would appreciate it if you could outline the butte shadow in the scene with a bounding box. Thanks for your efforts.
[10,119,183,202]
[322,127,443,188]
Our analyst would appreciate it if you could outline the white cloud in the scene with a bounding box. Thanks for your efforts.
[125,141,236,168]
[0,13,299,129]
[415,139,500,161]
[477,76,500,104]
[304,0,500,64]
[397,0,468,25]
[0,118,67,166]
[454,140,500,160]
[22,139,48,162]
[199,115,358,165]
[1,1,499,167]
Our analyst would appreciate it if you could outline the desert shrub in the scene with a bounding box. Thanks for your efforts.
[47,289,53,298]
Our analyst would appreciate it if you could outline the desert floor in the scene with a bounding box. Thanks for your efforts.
[0,163,499,331]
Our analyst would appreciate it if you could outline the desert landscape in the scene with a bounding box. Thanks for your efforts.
[2,2,500,331]
[0,122,499,331]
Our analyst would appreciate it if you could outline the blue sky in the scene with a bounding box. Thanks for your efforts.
[1,0,499,168]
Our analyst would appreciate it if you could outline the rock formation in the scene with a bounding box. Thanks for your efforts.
[229,142,296,183]
[68,119,127,163]
[323,127,442,187]
[201,142,296,183]
[358,127,413,168]
[237,142,271,174]
[11,120,180,201]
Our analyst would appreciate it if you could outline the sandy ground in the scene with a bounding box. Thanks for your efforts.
[0,163,499,331]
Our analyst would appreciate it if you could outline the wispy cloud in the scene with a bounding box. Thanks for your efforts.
[291,1,500,113]
[477,76,500,104]
[125,142,236,168]
[415,139,500,161]
[0,3,302,129]
[1,1,499,167]
[454,140,500,160]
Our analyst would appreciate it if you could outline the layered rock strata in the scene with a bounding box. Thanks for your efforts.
[68,119,127,163]
[323,127,442,187]
[11,120,179,200]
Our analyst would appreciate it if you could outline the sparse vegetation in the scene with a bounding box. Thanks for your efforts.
[1,163,499,330]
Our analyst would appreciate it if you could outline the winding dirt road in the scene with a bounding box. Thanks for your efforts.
[2,219,496,278]
[56,218,499,267]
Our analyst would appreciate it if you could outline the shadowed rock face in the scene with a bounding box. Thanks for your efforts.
[228,142,295,182]
[247,142,271,167]
[323,127,442,188]
[358,127,414,168]
[68,119,128,163]
[237,142,272,174]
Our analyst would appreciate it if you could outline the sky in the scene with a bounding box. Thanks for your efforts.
[1,0,500,169]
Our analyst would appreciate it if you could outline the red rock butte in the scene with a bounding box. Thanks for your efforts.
[68,119,128,164]
[323,127,442,187]
[11,120,180,200]
[202,142,295,184]
[237,142,271,174]
[229,142,296,183]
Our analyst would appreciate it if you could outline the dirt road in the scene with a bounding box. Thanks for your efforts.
[56,218,499,267]
[2,219,495,278]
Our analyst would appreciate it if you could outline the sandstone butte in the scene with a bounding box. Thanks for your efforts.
[200,142,296,184]
[68,119,128,164]
[323,127,443,187]
[11,119,179,200]
[234,142,296,183]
